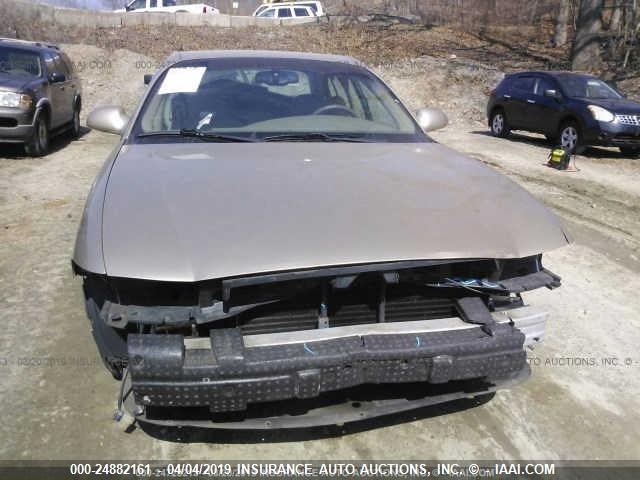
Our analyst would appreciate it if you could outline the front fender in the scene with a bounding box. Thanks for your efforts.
[72,144,122,275]
[34,98,51,124]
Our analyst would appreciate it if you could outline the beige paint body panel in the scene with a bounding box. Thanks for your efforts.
[101,142,568,282]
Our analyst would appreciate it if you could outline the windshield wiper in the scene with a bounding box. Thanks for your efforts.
[137,129,254,143]
[262,133,372,142]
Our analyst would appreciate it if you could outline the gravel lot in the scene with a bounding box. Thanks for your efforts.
[1,46,639,460]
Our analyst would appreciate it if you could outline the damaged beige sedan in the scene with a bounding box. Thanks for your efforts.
[73,50,569,428]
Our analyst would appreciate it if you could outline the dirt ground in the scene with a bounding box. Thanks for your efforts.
[1,44,640,460]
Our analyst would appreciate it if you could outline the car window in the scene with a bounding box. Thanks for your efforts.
[43,52,59,76]
[535,77,556,96]
[277,8,292,18]
[511,76,536,94]
[294,7,309,16]
[301,3,318,13]
[0,47,42,78]
[493,76,511,92]
[55,54,71,78]
[135,58,424,142]
[127,0,146,10]
[327,75,348,101]
[250,69,311,96]
[558,76,622,100]
[328,75,386,123]
[346,80,365,117]
[61,53,75,76]
[259,8,275,17]
[355,78,397,127]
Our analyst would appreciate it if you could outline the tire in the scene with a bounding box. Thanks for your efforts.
[557,121,581,153]
[620,147,640,158]
[69,103,81,139]
[490,109,510,138]
[24,113,49,157]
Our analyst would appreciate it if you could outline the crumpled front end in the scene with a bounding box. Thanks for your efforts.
[127,319,530,421]
[79,255,560,427]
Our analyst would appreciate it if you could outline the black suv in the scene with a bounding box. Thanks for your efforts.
[0,38,81,156]
[487,71,640,157]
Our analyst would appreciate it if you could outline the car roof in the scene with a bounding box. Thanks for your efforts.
[265,0,322,3]
[0,37,61,53]
[265,4,311,8]
[165,50,363,67]
[262,5,312,10]
[256,1,320,7]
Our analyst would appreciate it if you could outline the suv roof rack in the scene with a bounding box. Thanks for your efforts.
[0,37,60,50]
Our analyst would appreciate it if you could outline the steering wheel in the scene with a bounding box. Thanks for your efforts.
[312,104,357,117]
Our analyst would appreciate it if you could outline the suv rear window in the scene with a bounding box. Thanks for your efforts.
[512,77,536,93]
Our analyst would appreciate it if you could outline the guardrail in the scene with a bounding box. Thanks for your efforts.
[7,0,320,28]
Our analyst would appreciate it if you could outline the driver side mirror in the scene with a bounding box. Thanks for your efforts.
[48,72,66,84]
[544,89,561,99]
[415,108,449,132]
[87,106,129,135]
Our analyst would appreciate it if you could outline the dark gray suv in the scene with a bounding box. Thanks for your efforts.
[487,71,640,157]
[0,38,82,156]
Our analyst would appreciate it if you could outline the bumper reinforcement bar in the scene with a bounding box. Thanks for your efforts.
[126,321,527,420]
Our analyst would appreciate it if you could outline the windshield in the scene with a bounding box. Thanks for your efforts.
[0,47,42,79]
[133,58,427,143]
[558,76,622,100]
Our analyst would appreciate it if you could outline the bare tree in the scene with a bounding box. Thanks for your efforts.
[621,2,639,70]
[571,0,605,70]
[554,0,572,46]
[609,2,624,31]
[481,0,496,28]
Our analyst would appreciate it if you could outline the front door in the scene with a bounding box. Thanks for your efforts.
[528,76,564,135]
[51,53,74,127]
[42,52,65,128]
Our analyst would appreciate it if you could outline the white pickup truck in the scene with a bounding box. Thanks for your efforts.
[123,0,219,14]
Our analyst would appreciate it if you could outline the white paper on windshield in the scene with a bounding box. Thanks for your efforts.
[157,67,206,95]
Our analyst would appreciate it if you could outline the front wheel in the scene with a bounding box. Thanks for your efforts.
[490,110,510,138]
[24,114,49,157]
[620,147,640,158]
[558,121,581,153]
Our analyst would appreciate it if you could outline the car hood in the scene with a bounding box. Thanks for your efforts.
[0,75,32,93]
[584,97,640,114]
[102,142,569,282]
